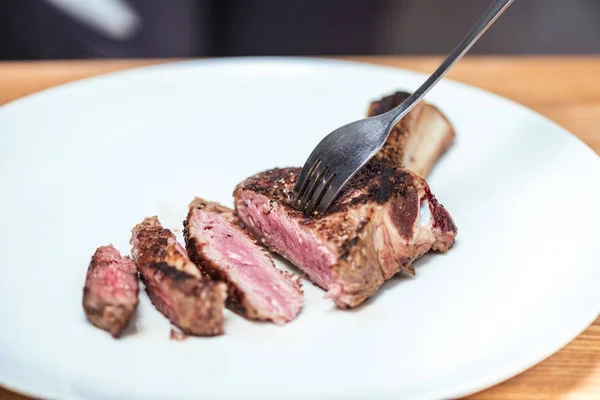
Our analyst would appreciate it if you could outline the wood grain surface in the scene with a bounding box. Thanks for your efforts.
[0,57,598,400]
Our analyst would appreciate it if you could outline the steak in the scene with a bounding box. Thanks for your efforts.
[233,91,457,308]
[130,217,227,336]
[184,198,303,325]
[82,245,139,338]
[234,160,457,309]
[367,91,455,178]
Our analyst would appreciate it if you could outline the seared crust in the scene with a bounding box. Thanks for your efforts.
[184,198,303,322]
[131,217,227,336]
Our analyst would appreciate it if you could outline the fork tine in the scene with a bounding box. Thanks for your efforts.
[293,159,321,204]
[303,172,335,216]
[314,173,347,215]
[297,165,328,212]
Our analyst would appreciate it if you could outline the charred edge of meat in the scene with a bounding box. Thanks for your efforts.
[132,218,226,336]
[138,267,226,336]
[153,261,197,282]
[238,159,415,221]
[235,167,298,203]
[132,217,204,279]
[331,160,414,210]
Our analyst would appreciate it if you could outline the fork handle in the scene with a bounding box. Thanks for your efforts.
[386,0,515,128]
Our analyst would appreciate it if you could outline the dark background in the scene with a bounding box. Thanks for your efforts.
[1,0,600,60]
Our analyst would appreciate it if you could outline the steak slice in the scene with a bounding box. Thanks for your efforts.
[233,160,457,308]
[184,198,303,325]
[367,91,455,178]
[130,217,227,336]
[82,245,139,338]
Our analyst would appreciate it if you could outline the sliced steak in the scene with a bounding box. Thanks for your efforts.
[233,160,457,309]
[82,245,139,338]
[130,217,227,336]
[367,91,455,178]
[184,198,303,325]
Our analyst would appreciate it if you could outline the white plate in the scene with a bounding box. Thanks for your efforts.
[0,57,599,400]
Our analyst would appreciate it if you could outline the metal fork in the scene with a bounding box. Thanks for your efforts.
[293,0,515,216]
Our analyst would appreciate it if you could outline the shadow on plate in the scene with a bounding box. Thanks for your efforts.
[341,252,440,313]
[271,248,457,313]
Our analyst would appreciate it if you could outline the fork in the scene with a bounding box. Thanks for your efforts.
[293,0,515,216]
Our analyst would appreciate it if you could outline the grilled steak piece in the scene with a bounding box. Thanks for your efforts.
[184,198,303,325]
[82,245,139,338]
[130,217,227,336]
[367,91,455,178]
[234,159,457,308]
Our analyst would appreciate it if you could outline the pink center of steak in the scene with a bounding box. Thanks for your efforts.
[235,191,338,289]
[87,246,137,303]
[190,209,302,323]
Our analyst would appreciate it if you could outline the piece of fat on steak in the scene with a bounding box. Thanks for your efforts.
[82,245,139,338]
[233,160,457,309]
[130,217,227,336]
[367,91,455,178]
[184,198,303,325]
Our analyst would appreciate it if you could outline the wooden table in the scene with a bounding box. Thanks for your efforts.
[0,57,598,400]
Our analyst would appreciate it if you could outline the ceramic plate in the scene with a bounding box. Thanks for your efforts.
[0,58,599,400]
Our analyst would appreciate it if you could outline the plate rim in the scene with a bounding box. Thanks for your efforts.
[2,55,598,160]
